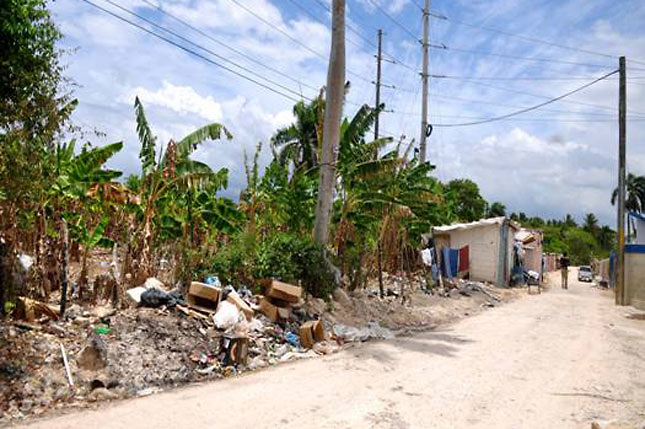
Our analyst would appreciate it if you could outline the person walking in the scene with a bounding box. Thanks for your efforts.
[560,252,570,289]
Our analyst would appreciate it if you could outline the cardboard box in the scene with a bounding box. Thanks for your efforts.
[259,297,290,322]
[226,290,254,320]
[264,280,302,303]
[186,281,221,312]
[299,320,327,349]
[220,335,248,366]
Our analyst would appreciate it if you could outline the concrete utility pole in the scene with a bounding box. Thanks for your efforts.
[419,0,430,163]
[616,56,627,305]
[313,0,345,244]
[374,28,383,141]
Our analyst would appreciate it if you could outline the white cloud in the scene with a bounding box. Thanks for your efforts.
[119,81,224,122]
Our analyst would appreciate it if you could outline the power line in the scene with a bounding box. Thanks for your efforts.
[435,46,615,69]
[365,0,419,42]
[432,70,619,127]
[283,0,369,54]
[103,0,313,100]
[79,0,304,103]
[450,79,645,115]
[104,0,316,99]
[141,0,319,93]
[226,0,372,85]
[433,12,615,60]
[429,74,645,81]
[431,11,645,68]
[391,93,645,118]
[311,0,420,73]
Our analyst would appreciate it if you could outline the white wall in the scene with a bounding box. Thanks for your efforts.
[446,224,500,284]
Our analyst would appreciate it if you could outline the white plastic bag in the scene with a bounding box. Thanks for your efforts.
[214,300,241,330]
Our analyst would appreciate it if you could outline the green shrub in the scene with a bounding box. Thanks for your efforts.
[255,233,337,298]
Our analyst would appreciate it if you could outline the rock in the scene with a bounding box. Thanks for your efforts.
[136,387,162,397]
[350,289,366,299]
[144,277,165,290]
[125,286,147,305]
[77,339,107,371]
[65,304,82,320]
[88,388,117,401]
[449,288,461,299]
[332,288,352,307]
[92,306,116,320]
[312,340,340,355]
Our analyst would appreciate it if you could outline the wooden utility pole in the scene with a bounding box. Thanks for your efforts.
[419,0,430,163]
[313,0,345,244]
[616,56,626,305]
[374,28,383,141]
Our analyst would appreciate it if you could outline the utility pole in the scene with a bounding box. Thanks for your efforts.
[616,56,626,305]
[313,0,345,244]
[419,0,430,163]
[374,28,383,141]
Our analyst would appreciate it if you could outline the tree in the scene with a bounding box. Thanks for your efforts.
[611,172,645,213]
[564,214,577,228]
[488,202,506,217]
[445,179,487,222]
[565,229,598,265]
[271,97,323,170]
[130,97,233,278]
[314,0,345,244]
[583,213,599,237]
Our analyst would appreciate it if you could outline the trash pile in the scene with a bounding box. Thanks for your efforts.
[0,276,395,422]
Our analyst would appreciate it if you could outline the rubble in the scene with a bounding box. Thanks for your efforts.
[332,288,352,307]
[0,270,519,423]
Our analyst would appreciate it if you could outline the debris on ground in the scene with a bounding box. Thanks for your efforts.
[186,281,221,313]
[0,271,521,423]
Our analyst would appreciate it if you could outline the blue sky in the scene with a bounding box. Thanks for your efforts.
[50,0,645,226]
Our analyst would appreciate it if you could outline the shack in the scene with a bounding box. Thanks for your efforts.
[432,217,520,286]
[514,228,544,274]
[625,211,645,310]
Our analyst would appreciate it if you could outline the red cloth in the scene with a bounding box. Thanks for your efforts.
[458,245,469,272]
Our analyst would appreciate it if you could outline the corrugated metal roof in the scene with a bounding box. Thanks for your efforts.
[433,217,519,233]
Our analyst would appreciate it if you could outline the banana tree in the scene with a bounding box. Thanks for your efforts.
[131,97,233,278]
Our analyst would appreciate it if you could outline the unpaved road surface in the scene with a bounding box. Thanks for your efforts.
[20,271,645,428]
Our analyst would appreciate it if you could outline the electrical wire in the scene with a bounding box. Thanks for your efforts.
[434,13,615,60]
[432,70,619,127]
[390,93,645,118]
[102,0,314,100]
[430,74,645,81]
[435,46,615,69]
[312,0,420,73]
[140,0,319,93]
[452,79,645,116]
[226,0,372,84]
[365,0,419,42]
[79,0,305,103]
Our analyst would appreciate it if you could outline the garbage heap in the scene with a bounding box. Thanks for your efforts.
[1,277,394,421]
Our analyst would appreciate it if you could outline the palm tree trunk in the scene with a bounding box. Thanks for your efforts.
[313,0,345,244]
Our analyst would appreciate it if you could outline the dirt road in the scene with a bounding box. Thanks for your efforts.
[21,271,645,428]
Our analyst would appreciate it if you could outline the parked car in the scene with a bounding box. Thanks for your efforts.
[578,265,593,282]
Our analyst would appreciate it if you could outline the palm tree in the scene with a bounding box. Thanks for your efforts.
[271,97,323,170]
[564,214,577,228]
[612,172,645,213]
[583,213,599,237]
[597,225,615,249]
